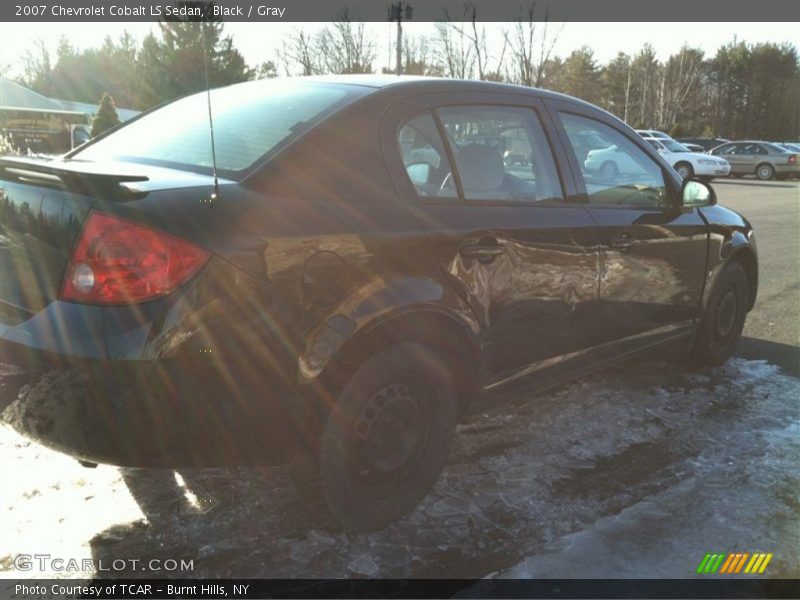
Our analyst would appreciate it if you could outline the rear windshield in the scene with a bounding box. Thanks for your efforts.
[762,142,789,153]
[72,81,360,178]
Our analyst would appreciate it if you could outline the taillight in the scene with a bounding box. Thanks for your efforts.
[61,212,210,304]
[789,154,797,164]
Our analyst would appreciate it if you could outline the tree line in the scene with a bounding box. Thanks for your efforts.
[17,16,800,140]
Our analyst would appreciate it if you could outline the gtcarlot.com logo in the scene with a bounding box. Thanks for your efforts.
[696,552,773,574]
[13,553,194,573]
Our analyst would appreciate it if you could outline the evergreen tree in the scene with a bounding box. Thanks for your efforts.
[91,93,121,137]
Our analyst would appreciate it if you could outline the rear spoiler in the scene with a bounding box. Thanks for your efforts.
[0,156,149,201]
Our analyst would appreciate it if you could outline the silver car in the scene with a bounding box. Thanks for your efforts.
[709,141,800,180]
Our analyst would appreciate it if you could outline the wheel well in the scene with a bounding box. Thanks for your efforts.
[730,248,758,311]
[674,161,692,171]
[318,310,482,418]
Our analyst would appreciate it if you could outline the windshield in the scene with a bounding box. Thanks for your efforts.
[72,81,358,178]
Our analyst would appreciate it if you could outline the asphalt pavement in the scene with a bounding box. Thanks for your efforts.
[712,179,800,375]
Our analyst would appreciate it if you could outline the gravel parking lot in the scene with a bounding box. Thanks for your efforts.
[1,180,798,581]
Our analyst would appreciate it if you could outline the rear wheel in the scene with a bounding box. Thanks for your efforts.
[293,342,457,531]
[690,262,749,366]
[756,163,775,180]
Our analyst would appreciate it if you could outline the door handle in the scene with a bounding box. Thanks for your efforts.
[459,243,505,263]
[607,234,634,251]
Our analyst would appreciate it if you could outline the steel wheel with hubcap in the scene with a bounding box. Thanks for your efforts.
[756,163,775,180]
[690,262,749,366]
[294,342,458,531]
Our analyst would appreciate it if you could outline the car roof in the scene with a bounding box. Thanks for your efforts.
[253,75,611,113]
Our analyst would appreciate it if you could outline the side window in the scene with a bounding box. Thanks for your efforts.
[559,112,668,208]
[715,143,737,155]
[436,105,563,203]
[397,112,457,199]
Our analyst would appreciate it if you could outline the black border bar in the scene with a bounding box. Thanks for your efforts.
[3,0,800,22]
[5,579,800,599]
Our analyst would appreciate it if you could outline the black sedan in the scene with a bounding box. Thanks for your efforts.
[0,76,757,531]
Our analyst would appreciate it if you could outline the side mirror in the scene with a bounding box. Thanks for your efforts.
[682,178,716,207]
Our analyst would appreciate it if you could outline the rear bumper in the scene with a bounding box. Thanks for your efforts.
[774,164,800,176]
[1,337,311,468]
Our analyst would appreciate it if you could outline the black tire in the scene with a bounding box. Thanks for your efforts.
[690,262,749,366]
[755,163,775,181]
[675,162,694,180]
[293,342,457,531]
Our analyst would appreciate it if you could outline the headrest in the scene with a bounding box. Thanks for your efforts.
[457,144,505,192]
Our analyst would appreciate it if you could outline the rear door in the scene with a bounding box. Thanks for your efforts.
[737,143,765,173]
[548,104,708,348]
[382,92,599,381]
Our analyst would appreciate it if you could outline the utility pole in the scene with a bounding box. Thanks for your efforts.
[389,2,413,76]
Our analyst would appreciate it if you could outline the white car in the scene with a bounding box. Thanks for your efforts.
[642,137,731,180]
[636,129,673,140]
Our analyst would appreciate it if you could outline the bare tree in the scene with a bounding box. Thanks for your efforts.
[318,9,377,74]
[21,39,54,95]
[284,28,321,76]
[386,34,441,76]
[504,3,563,87]
[447,2,507,80]
[433,20,475,79]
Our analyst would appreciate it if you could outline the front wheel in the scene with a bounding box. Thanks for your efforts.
[296,342,458,531]
[675,162,694,179]
[690,262,749,366]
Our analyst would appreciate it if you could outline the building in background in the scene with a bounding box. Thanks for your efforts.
[0,77,139,154]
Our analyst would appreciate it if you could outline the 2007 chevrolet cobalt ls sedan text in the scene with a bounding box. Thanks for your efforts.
[0,76,757,531]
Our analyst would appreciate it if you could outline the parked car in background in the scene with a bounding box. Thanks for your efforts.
[682,142,706,153]
[709,141,800,180]
[776,142,800,153]
[640,136,731,180]
[636,129,673,140]
[677,137,731,152]
[0,76,758,531]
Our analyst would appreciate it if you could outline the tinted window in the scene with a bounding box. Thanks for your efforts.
[397,112,456,199]
[560,113,668,208]
[436,105,562,202]
[74,81,356,177]
[713,143,736,155]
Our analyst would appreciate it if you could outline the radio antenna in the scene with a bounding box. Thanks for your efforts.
[200,20,220,202]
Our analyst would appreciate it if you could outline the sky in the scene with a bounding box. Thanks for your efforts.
[1,22,798,78]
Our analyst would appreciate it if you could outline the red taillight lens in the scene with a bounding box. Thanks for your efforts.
[61,212,210,304]
[789,154,797,164]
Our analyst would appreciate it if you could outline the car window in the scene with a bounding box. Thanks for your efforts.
[436,105,563,203]
[559,113,668,208]
[73,81,356,177]
[397,112,457,199]
[762,142,786,153]
[714,143,736,155]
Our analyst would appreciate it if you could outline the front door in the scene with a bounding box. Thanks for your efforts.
[552,108,708,347]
